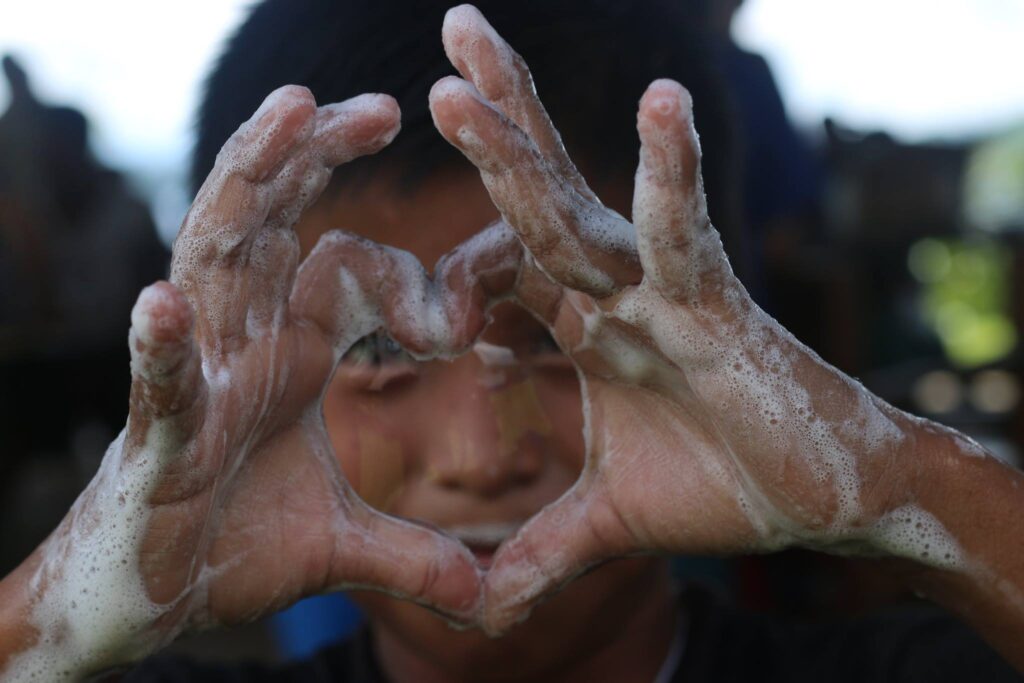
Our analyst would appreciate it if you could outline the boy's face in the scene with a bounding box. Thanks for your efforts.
[294,170,670,674]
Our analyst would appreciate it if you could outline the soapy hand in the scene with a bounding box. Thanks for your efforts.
[430,5,946,634]
[5,86,516,679]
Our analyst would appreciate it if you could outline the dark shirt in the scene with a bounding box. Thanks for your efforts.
[124,585,1020,682]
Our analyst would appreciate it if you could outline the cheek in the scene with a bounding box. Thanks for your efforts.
[323,383,410,512]
[488,378,552,457]
[532,369,587,472]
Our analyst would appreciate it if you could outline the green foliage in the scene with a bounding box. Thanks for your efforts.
[909,237,1016,368]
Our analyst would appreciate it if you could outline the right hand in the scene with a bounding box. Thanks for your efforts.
[11,85,509,679]
[428,4,934,634]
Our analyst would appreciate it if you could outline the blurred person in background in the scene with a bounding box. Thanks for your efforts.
[0,2,1023,682]
[0,55,168,574]
[687,0,822,306]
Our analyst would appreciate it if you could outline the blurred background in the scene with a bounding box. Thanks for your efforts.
[2,0,1023,665]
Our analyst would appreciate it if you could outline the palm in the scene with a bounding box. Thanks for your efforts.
[138,319,345,626]
[564,338,760,556]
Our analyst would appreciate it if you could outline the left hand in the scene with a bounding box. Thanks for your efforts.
[430,4,929,634]
[0,86,516,680]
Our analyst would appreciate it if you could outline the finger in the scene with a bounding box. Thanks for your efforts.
[430,76,641,298]
[633,79,732,304]
[290,231,411,355]
[126,282,205,455]
[290,231,447,357]
[263,94,402,232]
[291,225,524,359]
[170,85,317,348]
[247,95,401,328]
[246,228,300,329]
[431,220,523,350]
[332,503,482,623]
[441,5,595,201]
[314,93,401,168]
[482,481,633,635]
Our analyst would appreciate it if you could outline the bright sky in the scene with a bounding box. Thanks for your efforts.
[1,0,1023,171]
[734,0,1024,140]
[0,1,252,170]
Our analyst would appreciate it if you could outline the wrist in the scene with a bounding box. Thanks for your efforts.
[858,413,966,567]
[0,528,139,682]
[0,533,163,682]
[876,419,1024,670]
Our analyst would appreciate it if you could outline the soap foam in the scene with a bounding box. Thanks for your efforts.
[869,504,963,569]
[561,273,940,560]
[7,428,178,680]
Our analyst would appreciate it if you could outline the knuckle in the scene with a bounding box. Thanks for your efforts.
[416,554,443,602]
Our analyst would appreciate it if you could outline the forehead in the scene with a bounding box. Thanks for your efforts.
[295,171,499,268]
[295,167,634,267]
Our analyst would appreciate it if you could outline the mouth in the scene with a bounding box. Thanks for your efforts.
[445,522,524,569]
[466,544,499,569]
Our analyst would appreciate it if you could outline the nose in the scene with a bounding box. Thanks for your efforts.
[426,352,548,496]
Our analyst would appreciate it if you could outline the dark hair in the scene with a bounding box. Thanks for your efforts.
[193,0,745,275]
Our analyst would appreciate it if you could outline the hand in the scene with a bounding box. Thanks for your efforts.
[430,5,932,634]
[9,85,519,679]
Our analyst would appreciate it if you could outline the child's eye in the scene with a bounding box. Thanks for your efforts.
[343,331,412,365]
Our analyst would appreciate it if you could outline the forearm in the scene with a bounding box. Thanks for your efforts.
[898,420,1024,671]
[734,308,1024,666]
[745,341,1024,667]
[703,305,1024,670]
[782,332,1024,668]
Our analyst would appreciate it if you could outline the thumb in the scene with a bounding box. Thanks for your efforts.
[329,502,483,625]
[126,281,204,458]
[482,480,634,635]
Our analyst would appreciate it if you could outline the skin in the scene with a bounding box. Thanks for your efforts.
[427,3,1024,664]
[1,3,1023,681]
[0,86,493,680]
[301,175,678,683]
